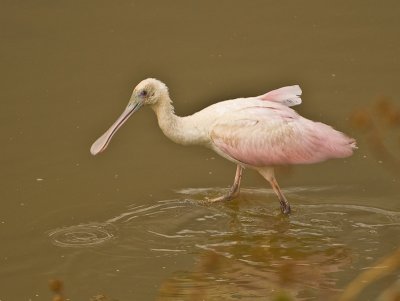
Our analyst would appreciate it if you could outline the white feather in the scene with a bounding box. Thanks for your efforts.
[258,85,302,107]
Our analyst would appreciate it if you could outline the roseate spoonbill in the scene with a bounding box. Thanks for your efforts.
[91,78,356,214]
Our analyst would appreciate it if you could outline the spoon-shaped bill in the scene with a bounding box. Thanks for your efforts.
[90,102,141,155]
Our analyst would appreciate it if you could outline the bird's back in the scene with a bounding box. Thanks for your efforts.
[196,87,356,167]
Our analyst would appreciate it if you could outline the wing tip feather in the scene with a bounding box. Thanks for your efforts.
[258,85,303,106]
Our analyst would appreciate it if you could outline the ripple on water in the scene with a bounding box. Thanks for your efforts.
[48,223,117,247]
[48,186,400,255]
[46,186,400,299]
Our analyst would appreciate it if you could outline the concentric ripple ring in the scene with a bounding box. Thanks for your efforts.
[48,223,117,247]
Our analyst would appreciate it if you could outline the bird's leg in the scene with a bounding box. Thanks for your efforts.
[269,177,291,215]
[258,167,291,215]
[228,165,243,198]
[208,165,243,202]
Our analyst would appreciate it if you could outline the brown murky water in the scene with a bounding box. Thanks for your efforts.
[1,1,400,300]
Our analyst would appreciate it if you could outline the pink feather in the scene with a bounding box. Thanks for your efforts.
[258,85,302,107]
[211,105,356,167]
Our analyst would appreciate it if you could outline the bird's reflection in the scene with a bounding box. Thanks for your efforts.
[157,196,351,301]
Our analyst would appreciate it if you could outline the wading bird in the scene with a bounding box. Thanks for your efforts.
[91,78,356,214]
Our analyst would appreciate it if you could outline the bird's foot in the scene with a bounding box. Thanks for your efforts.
[280,201,291,215]
[205,188,239,203]
[206,194,232,203]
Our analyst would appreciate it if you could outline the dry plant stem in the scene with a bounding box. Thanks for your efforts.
[338,247,400,301]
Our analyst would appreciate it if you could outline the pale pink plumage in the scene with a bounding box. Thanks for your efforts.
[203,85,356,167]
[258,85,302,106]
[210,102,356,167]
[91,78,357,214]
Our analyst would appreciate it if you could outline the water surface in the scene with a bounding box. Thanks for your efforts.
[1,1,400,300]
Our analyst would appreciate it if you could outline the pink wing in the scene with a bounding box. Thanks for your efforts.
[258,85,302,107]
[210,105,356,167]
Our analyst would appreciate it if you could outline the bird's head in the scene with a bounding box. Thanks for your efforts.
[132,78,169,106]
[90,78,169,155]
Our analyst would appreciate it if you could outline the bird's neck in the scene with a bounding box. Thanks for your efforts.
[151,95,198,145]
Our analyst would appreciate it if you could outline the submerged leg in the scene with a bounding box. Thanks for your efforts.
[258,167,291,215]
[208,165,243,202]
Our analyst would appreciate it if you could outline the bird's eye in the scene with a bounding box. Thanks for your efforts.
[139,90,148,97]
